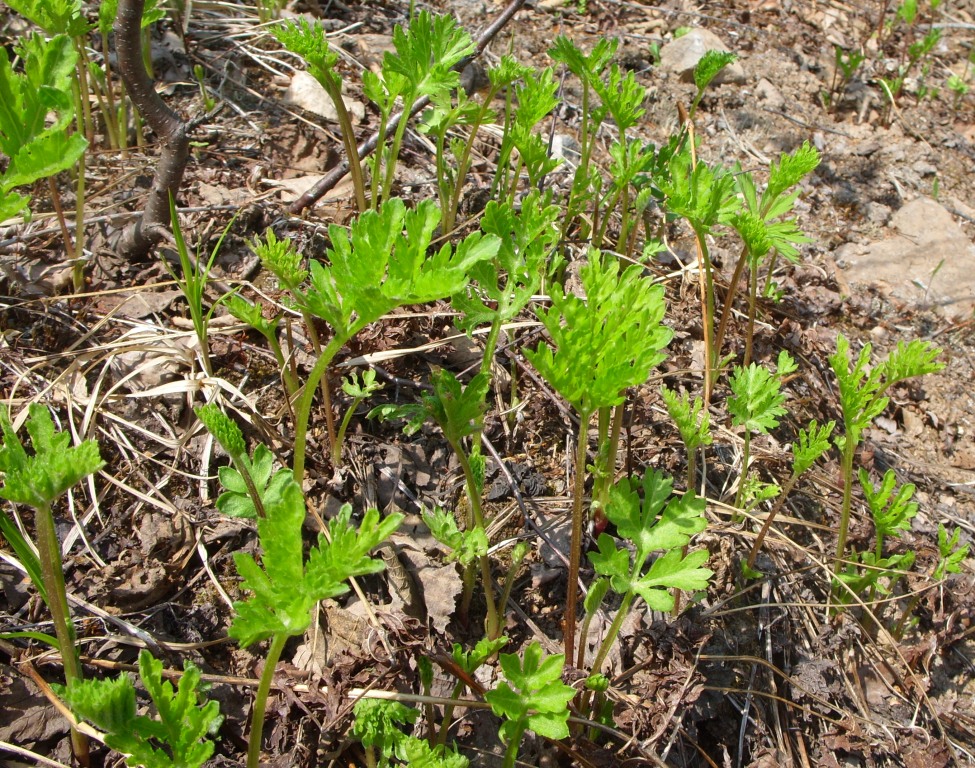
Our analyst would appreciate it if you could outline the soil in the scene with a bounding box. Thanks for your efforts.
[1,1,975,766]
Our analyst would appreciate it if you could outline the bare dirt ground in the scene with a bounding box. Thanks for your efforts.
[2,1,975,766]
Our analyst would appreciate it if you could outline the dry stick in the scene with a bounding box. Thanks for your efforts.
[288,0,529,215]
[115,0,191,260]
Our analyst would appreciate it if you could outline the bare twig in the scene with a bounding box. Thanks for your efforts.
[114,0,191,259]
[288,0,529,214]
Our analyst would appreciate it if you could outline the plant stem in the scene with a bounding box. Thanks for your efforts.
[35,502,88,763]
[292,333,351,484]
[734,430,752,511]
[745,472,800,571]
[589,591,635,674]
[501,723,526,768]
[564,407,592,668]
[246,632,287,768]
[834,440,856,567]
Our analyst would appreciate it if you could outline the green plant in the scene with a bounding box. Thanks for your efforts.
[584,470,712,673]
[166,198,237,376]
[829,335,943,571]
[0,30,89,288]
[195,403,292,519]
[229,472,403,768]
[373,369,498,636]
[484,641,576,768]
[727,351,796,510]
[289,198,498,483]
[361,11,476,208]
[744,419,834,574]
[826,44,866,109]
[62,649,222,768]
[0,404,105,762]
[434,636,508,749]
[272,19,367,212]
[661,385,713,492]
[526,250,672,664]
[225,294,299,407]
[690,50,738,118]
[352,698,470,768]
[192,64,216,112]
[335,369,384,465]
[716,142,820,369]
[420,56,532,232]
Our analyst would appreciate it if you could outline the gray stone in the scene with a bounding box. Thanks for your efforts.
[839,197,975,317]
[658,28,746,85]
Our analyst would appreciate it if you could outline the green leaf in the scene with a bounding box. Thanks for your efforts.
[693,50,738,93]
[250,228,307,290]
[272,18,341,91]
[764,142,820,205]
[934,524,969,580]
[352,698,419,766]
[592,64,646,132]
[548,36,617,86]
[881,339,944,386]
[0,404,104,510]
[341,369,384,399]
[4,130,88,189]
[727,358,790,435]
[299,199,498,337]
[792,420,834,476]
[661,385,713,452]
[858,468,918,545]
[527,250,672,416]
[656,151,740,234]
[590,470,712,609]
[451,635,509,676]
[384,11,474,100]
[64,649,222,768]
[3,0,91,36]
[485,641,574,745]
[453,191,561,334]
[423,506,487,565]
[402,737,470,768]
[195,403,246,458]
[229,476,403,646]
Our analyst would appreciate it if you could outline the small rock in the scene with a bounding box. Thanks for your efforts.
[283,71,365,124]
[755,78,784,109]
[658,29,746,85]
[840,197,975,318]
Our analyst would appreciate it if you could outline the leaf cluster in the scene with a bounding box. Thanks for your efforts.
[485,641,576,744]
[661,386,713,453]
[0,403,104,510]
[527,251,672,416]
[589,470,712,611]
[63,649,222,768]
[298,199,499,335]
[727,351,795,435]
[230,476,402,646]
[0,33,88,220]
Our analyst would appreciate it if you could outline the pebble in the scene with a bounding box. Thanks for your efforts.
[658,28,747,85]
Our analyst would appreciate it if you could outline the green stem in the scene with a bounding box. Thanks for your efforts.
[323,77,367,213]
[246,632,288,768]
[745,471,800,571]
[734,430,752,511]
[501,722,527,768]
[743,263,759,367]
[292,332,352,484]
[712,243,750,386]
[835,439,857,567]
[72,148,87,293]
[230,453,267,519]
[382,96,416,203]
[333,396,365,468]
[590,591,635,675]
[694,226,717,404]
[35,502,88,761]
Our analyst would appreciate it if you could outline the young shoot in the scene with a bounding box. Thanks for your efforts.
[727,350,796,510]
[230,472,402,768]
[62,649,222,768]
[526,250,672,665]
[484,641,576,768]
[0,403,104,762]
[585,470,712,673]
